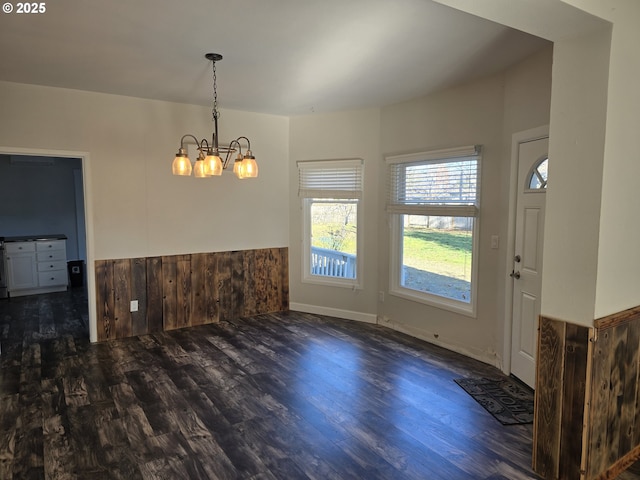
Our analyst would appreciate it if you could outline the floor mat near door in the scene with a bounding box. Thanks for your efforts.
[454,376,534,425]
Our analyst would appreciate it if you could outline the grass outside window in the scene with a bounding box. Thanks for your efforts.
[400,215,474,303]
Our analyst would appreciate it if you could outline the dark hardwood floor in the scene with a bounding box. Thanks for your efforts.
[0,290,639,479]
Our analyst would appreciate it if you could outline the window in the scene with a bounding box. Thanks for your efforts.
[298,159,363,288]
[527,156,548,190]
[386,146,480,315]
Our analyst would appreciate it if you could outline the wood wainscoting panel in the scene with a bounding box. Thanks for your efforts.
[589,324,615,477]
[146,256,164,333]
[533,316,565,479]
[95,258,114,341]
[560,322,590,480]
[190,252,213,326]
[130,257,148,336]
[113,258,133,339]
[94,247,289,341]
[217,251,233,322]
[175,254,193,331]
[534,317,590,479]
[626,321,640,453]
[161,254,178,331]
[230,250,245,319]
[587,308,640,479]
[534,306,640,480]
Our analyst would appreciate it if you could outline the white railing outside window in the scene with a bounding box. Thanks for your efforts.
[311,247,356,278]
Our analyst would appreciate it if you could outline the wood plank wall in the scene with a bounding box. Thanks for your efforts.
[534,306,640,480]
[533,317,590,479]
[587,307,640,479]
[95,248,289,341]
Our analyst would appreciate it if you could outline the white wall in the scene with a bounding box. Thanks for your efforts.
[499,46,553,351]
[434,0,640,327]
[0,81,290,260]
[579,2,640,318]
[287,50,552,365]
[0,81,290,342]
[289,109,381,322]
[540,28,610,324]
[379,58,551,364]
[290,0,640,377]
[520,0,640,324]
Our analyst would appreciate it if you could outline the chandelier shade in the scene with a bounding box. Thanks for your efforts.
[241,154,258,178]
[172,150,192,176]
[172,53,258,179]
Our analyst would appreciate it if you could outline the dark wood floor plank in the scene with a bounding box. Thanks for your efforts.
[6,291,640,479]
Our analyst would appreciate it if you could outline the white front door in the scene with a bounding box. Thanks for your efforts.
[510,136,548,388]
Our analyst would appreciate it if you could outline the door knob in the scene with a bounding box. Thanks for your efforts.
[514,255,521,263]
[510,270,521,279]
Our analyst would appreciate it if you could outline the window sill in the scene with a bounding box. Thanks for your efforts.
[302,274,362,290]
[389,286,476,318]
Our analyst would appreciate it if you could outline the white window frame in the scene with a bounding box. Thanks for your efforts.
[298,159,364,289]
[386,146,481,316]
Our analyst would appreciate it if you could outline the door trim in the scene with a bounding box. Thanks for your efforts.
[0,145,97,343]
[502,125,549,377]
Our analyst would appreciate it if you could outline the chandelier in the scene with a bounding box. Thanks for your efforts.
[172,53,258,179]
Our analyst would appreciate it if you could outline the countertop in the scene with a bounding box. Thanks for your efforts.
[1,234,67,242]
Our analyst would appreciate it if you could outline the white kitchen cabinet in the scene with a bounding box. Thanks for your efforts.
[5,238,67,297]
[6,242,38,291]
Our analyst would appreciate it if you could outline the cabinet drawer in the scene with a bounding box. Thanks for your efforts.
[38,270,67,287]
[37,250,66,262]
[6,242,35,254]
[37,260,67,272]
[36,240,66,252]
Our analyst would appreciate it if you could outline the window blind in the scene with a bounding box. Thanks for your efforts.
[298,159,364,199]
[386,146,480,217]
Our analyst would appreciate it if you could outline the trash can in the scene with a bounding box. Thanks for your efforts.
[68,260,84,288]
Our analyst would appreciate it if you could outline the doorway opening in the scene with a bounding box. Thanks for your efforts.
[0,148,93,345]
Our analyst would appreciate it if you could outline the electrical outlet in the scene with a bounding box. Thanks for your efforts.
[379,291,385,302]
[130,300,138,312]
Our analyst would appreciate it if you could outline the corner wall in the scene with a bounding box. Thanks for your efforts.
[288,109,381,321]
[288,49,552,365]
[380,51,552,365]
[0,81,290,342]
[0,81,290,261]
[540,27,611,326]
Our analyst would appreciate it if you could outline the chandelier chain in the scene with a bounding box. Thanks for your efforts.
[212,60,220,120]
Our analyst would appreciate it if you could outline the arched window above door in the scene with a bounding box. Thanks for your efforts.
[527,157,548,190]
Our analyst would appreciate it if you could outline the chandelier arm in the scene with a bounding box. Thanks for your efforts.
[222,139,241,169]
[180,134,202,150]
[223,150,232,169]
[235,136,251,151]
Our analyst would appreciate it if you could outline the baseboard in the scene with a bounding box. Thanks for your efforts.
[289,303,499,368]
[289,303,378,325]
[380,318,500,368]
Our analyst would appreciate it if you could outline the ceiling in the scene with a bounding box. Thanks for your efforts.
[0,0,551,116]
